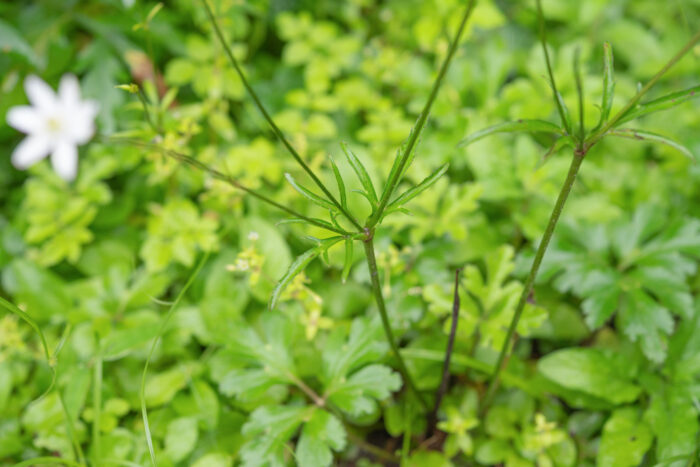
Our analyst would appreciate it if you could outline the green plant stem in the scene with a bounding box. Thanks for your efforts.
[108,137,350,236]
[428,268,461,436]
[573,48,585,148]
[480,152,584,415]
[200,0,362,231]
[584,28,700,150]
[536,0,571,135]
[92,357,103,466]
[367,0,477,228]
[363,235,428,411]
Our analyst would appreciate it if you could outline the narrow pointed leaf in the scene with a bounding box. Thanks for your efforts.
[459,120,564,147]
[340,142,378,205]
[616,85,700,126]
[382,148,404,201]
[387,163,449,210]
[329,156,347,209]
[351,189,377,210]
[269,237,344,310]
[555,90,573,135]
[285,173,337,211]
[608,129,694,161]
[342,238,354,284]
[276,217,338,231]
[598,42,615,127]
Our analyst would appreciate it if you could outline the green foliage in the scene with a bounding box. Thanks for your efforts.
[2,0,700,465]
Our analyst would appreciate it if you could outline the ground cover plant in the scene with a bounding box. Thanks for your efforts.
[1,0,700,466]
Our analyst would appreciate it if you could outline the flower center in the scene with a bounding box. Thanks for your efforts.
[46,117,62,133]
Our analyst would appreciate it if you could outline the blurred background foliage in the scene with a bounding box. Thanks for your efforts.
[1,0,700,465]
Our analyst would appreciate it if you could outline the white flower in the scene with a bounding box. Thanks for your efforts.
[6,74,99,181]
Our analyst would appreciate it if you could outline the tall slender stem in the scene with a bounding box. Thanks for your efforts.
[363,235,428,411]
[367,0,477,228]
[428,268,461,435]
[480,152,584,415]
[200,0,362,231]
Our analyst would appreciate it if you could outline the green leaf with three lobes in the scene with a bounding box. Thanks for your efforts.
[459,120,564,147]
[329,156,347,209]
[269,236,344,310]
[387,163,449,211]
[285,173,337,211]
[616,84,700,126]
[597,42,615,127]
[340,142,378,206]
[608,128,694,160]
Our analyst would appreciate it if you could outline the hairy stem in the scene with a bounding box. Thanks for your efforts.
[108,138,350,236]
[363,236,427,411]
[480,152,584,415]
[367,0,477,228]
[428,268,461,435]
[585,28,700,150]
[200,0,362,231]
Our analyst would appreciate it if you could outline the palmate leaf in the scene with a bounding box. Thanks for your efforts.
[296,409,347,467]
[340,142,378,207]
[285,173,338,211]
[321,319,400,417]
[269,236,344,310]
[459,119,564,147]
[240,405,308,467]
[608,128,695,161]
[537,206,700,362]
[386,163,449,212]
[616,84,700,126]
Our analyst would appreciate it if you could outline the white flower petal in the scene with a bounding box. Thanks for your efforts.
[51,141,79,181]
[11,135,51,170]
[67,101,99,144]
[6,106,42,134]
[25,75,58,114]
[59,74,81,108]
